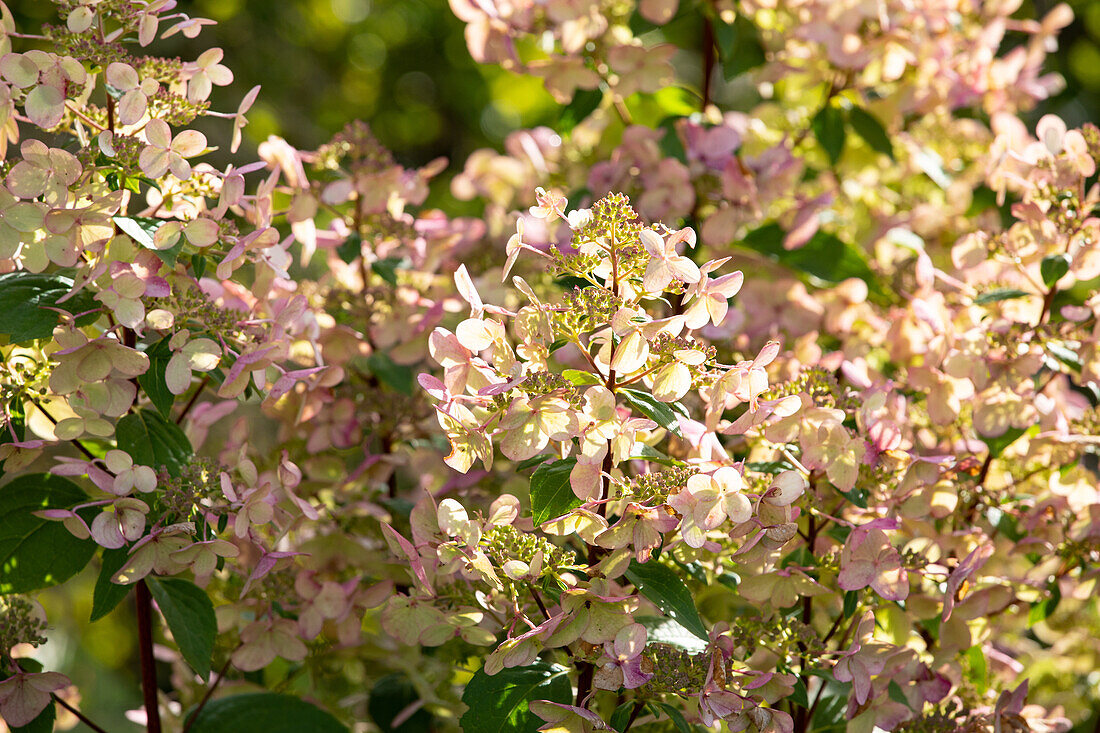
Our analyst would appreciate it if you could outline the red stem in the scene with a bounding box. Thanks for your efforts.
[136,581,163,733]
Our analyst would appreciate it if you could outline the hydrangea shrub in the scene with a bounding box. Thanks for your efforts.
[0,1,1098,733]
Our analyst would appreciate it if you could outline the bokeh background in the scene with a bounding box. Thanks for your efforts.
[5,0,1100,730]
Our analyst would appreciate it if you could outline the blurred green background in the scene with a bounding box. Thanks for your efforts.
[5,0,1100,730]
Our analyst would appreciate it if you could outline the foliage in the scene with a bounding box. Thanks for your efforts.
[0,1,1098,733]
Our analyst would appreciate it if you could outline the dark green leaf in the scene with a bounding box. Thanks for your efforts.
[113,216,161,248]
[514,454,551,472]
[559,89,603,133]
[973,288,1031,305]
[372,256,404,287]
[459,662,571,733]
[368,674,433,732]
[147,577,216,678]
[966,185,998,217]
[530,458,581,526]
[887,680,911,708]
[137,337,175,419]
[620,388,682,437]
[812,104,846,165]
[1040,254,1071,288]
[624,560,708,641]
[185,693,347,733]
[842,590,859,618]
[115,216,182,264]
[636,615,708,653]
[116,409,193,478]
[91,547,132,621]
[0,474,96,594]
[741,224,883,297]
[191,253,207,280]
[337,232,363,264]
[658,116,686,163]
[1027,582,1061,626]
[610,702,634,732]
[846,107,894,160]
[366,351,415,396]
[0,271,100,344]
[837,485,868,509]
[790,678,810,709]
[651,702,692,733]
[714,15,766,79]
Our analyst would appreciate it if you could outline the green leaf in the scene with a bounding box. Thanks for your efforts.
[514,454,551,472]
[842,590,859,618]
[741,224,883,297]
[811,104,846,166]
[372,256,404,287]
[113,216,162,248]
[137,337,175,419]
[965,645,988,693]
[146,577,216,678]
[846,106,894,160]
[1046,341,1081,372]
[1040,254,1071,288]
[115,216,182,265]
[116,409,193,478]
[714,15,766,79]
[530,458,581,526]
[191,253,207,280]
[368,674,433,732]
[366,351,415,396]
[973,288,1030,305]
[0,271,100,344]
[650,702,691,733]
[610,702,634,732]
[887,681,911,709]
[624,560,708,641]
[790,678,810,709]
[621,388,682,437]
[636,615,708,653]
[562,369,601,386]
[459,662,571,733]
[625,444,685,467]
[185,693,347,733]
[91,547,132,621]
[336,232,363,264]
[657,116,687,163]
[559,88,603,133]
[1027,582,1061,626]
[981,426,1026,460]
[0,474,96,594]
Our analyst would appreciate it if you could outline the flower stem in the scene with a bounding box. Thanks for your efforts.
[52,694,111,733]
[182,657,231,733]
[136,580,163,733]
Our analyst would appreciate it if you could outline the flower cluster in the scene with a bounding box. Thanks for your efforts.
[0,0,1097,732]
